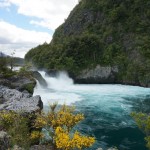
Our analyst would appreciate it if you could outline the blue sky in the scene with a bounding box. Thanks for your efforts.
[0,0,78,57]
[0,4,53,33]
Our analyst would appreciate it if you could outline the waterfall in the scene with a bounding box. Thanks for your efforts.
[34,71,81,105]
[39,71,74,90]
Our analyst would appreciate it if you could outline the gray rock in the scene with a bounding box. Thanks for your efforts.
[30,145,54,150]
[75,65,118,84]
[45,69,58,77]
[0,78,11,88]
[12,145,24,150]
[0,131,10,150]
[9,75,36,94]
[32,71,47,87]
[0,86,43,113]
[0,74,36,94]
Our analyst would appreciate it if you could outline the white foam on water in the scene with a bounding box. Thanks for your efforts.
[33,71,82,105]
[34,71,150,107]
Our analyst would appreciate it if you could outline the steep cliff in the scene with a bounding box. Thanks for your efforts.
[25,0,150,87]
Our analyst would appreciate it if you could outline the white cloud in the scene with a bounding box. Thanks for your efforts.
[0,0,78,57]
[8,0,78,30]
[0,0,10,8]
[0,21,52,58]
[30,20,52,30]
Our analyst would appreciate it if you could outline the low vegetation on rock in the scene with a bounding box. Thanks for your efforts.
[0,104,95,150]
[0,110,31,149]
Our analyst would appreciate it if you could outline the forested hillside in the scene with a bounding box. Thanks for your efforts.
[25,0,150,87]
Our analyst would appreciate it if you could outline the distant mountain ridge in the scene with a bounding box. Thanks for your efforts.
[0,52,8,57]
[0,52,24,66]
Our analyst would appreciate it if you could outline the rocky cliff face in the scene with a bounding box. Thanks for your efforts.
[75,65,119,84]
[25,0,150,87]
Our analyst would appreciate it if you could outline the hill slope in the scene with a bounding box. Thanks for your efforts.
[0,52,8,57]
[25,0,150,87]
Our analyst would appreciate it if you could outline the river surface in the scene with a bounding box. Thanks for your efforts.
[33,71,150,150]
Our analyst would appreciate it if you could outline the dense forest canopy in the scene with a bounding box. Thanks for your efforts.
[25,0,150,86]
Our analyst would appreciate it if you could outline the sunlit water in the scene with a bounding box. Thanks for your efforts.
[33,71,150,150]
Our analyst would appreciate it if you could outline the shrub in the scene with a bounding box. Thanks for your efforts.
[131,112,150,149]
[0,110,31,149]
[23,83,35,94]
[18,63,32,76]
[32,103,95,150]
[0,104,95,150]
[0,57,7,71]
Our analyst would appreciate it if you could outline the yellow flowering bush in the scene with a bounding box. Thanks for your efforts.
[34,112,48,128]
[30,131,44,143]
[55,127,95,150]
[0,110,17,130]
[51,105,84,131]
[32,103,95,149]
[34,104,84,130]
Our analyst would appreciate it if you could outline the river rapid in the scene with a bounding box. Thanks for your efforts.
[33,71,150,150]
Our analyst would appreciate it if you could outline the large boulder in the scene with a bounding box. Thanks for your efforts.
[0,86,43,113]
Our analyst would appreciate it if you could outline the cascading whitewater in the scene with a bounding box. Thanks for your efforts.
[39,71,74,90]
[34,71,81,105]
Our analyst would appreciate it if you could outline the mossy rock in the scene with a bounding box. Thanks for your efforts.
[22,83,36,94]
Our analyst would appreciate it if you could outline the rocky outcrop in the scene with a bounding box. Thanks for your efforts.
[0,86,43,113]
[75,65,119,84]
[9,75,36,94]
[0,74,36,94]
[0,70,44,149]
[45,69,58,77]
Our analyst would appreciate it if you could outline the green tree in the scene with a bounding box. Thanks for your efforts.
[8,50,16,71]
